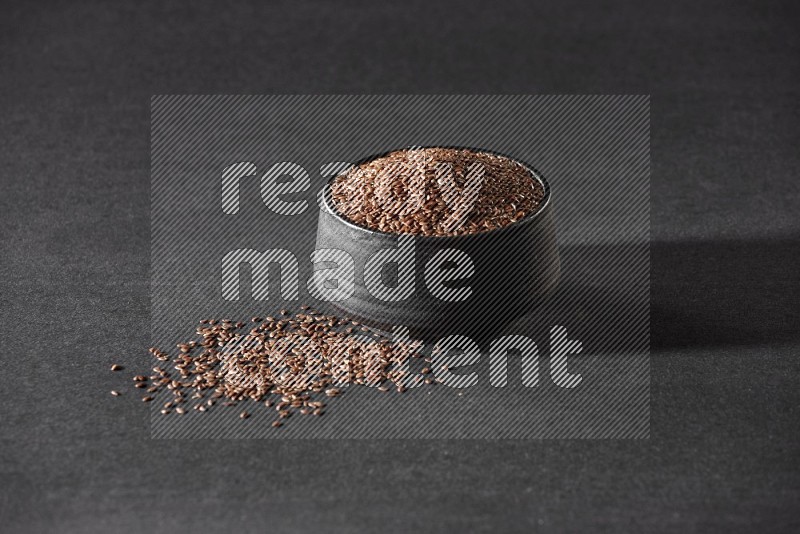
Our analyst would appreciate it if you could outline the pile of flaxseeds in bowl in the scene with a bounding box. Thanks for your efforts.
[330,147,545,236]
[110,307,436,428]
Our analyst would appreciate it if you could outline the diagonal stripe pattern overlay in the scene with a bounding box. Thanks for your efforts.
[151,95,650,439]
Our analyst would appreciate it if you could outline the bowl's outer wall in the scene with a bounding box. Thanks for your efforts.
[314,197,560,333]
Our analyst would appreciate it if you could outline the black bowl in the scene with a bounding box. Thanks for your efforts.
[313,149,560,338]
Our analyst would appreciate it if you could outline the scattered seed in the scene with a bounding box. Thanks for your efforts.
[110,390,121,396]
[115,307,434,427]
[111,364,123,371]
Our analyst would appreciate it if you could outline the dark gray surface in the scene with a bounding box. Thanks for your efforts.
[1,0,798,532]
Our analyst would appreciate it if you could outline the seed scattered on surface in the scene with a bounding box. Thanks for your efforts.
[113,307,435,427]
[110,390,121,396]
[271,421,283,428]
[111,364,123,371]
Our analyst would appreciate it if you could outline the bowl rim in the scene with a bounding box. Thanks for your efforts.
[320,145,553,241]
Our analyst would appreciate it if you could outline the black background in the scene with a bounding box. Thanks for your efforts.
[1,0,798,532]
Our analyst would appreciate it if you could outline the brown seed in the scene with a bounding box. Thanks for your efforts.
[175,406,185,415]
[142,396,153,403]
[330,148,542,236]
[239,411,250,420]
[110,364,123,371]
[110,390,121,396]
[271,421,283,428]
[126,309,438,428]
[135,383,147,389]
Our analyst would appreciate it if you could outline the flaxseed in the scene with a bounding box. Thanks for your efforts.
[114,307,439,428]
[331,147,544,236]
